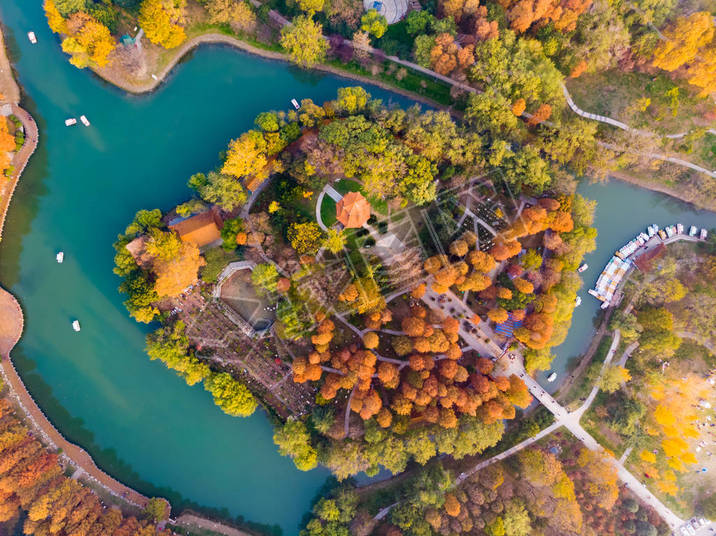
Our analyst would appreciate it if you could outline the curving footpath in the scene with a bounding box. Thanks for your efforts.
[0,104,39,241]
[0,287,151,509]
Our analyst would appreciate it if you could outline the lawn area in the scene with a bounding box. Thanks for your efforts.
[320,195,337,227]
[201,247,241,283]
[334,179,389,216]
[565,70,714,136]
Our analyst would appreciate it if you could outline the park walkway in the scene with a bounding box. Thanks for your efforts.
[0,286,150,509]
[0,104,39,241]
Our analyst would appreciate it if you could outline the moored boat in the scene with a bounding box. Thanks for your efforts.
[72,320,81,332]
[547,372,557,382]
[689,225,698,237]
[575,296,582,307]
[80,115,90,126]
[676,223,684,234]
[291,98,300,110]
[65,118,77,126]
[27,32,37,44]
[56,251,64,263]
[577,263,588,273]
[700,228,708,240]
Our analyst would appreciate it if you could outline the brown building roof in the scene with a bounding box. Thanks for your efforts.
[169,208,222,248]
[125,236,154,269]
[632,243,666,272]
[336,191,371,228]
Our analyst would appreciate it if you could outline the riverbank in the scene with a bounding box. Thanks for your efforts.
[94,32,445,110]
[608,170,716,213]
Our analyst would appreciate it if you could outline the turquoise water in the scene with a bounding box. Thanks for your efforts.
[543,180,716,390]
[0,2,418,533]
[1,1,716,531]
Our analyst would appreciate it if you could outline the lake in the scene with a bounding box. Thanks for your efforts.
[1,1,715,533]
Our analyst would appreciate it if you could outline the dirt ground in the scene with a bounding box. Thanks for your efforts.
[0,27,19,104]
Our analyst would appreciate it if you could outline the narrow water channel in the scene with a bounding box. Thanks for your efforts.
[1,2,715,532]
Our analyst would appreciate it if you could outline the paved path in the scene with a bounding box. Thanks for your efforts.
[617,340,639,367]
[0,287,150,509]
[456,420,562,484]
[0,104,39,241]
[172,513,253,536]
[573,329,621,418]
[562,83,716,141]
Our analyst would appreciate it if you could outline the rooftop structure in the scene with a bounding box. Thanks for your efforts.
[169,208,222,248]
[336,191,371,228]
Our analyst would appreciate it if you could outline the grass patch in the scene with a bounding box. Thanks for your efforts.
[200,247,242,283]
[320,195,337,227]
[334,179,389,215]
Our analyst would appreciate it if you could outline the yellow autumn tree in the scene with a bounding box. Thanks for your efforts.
[221,130,269,185]
[61,13,116,68]
[652,11,714,72]
[44,0,67,34]
[153,241,205,297]
[686,42,716,97]
[138,0,187,49]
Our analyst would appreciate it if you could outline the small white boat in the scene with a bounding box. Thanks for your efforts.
[291,98,300,110]
[575,296,582,307]
[577,263,588,273]
[547,372,557,382]
[700,228,708,240]
[676,223,684,234]
[80,115,90,126]
[72,320,81,332]
[56,251,64,263]
[689,225,698,237]
[65,118,77,126]
[27,32,37,44]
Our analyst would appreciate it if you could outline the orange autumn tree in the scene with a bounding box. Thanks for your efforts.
[61,12,116,69]
[145,230,205,297]
[292,303,529,430]
[430,33,460,75]
[0,117,15,173]
[498,0,592,33]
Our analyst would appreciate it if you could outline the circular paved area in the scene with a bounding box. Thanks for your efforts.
[363,0,408,24]
[0,286,23,357]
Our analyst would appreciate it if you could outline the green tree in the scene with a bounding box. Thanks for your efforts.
[400,154,437,205]
[251,263,280,295]
[280,15,328,67]
[146,321,211,386]
[119,271,159,323]
[143,498,168,523]
[334,86,369,115]
[273,418,319,470]
[54,0,86,16]
[465,90,519,135]
[405,10,435,35]
[599,365,631,393]
[220,216,243,251]
[288,222,324,254]
[360,9,387,38]
[413,34,437,68]
[188,171,247,211]
[204,372,257,417]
